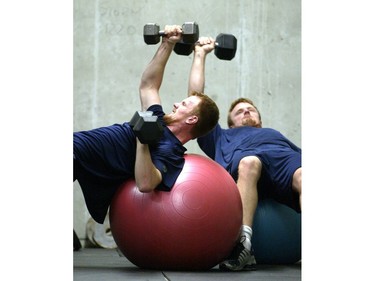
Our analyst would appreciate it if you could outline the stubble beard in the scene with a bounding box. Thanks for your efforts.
[163,114,174,126]
[242,117,258,127]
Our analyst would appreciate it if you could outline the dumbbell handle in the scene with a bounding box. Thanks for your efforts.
[151,30,189,38]
[157,30,166,36]
[147,26,193,37]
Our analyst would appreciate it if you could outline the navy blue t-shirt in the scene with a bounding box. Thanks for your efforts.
[74,104,186,223]
[198,124,301,211]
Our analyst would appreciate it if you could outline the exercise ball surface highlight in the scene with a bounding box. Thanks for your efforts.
[252,199,301,264]
[110,154,242,270]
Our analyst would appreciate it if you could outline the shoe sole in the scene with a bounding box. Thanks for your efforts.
[219,263,257,272]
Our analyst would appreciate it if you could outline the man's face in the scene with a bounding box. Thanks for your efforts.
[229,102,262,128]
[165,95,201,124]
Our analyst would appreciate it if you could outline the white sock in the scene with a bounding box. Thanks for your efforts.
[241,225,252,250]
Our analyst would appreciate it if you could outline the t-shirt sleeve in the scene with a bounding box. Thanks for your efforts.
[152,149,185,191]
[197,124,220,159]
[147,104,166,125]
[146,104,186,191]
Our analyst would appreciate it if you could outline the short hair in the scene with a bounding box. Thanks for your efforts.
[227,97,262,128]
[190,91,219,139]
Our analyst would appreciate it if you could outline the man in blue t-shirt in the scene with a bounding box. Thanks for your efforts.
[74,26,219,224]
[188,37,302,271]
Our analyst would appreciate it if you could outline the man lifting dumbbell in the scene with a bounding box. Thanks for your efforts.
[188,36,302,271]
[174,33,237,60]
[73,25,219,225]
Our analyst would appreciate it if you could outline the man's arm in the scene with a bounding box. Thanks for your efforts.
[188,37,215,95]
[134,139,162,192]
[134,25,182,192]
[139,25,182,111]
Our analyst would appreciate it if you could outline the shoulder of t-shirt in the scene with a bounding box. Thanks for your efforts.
[147,104,164,117]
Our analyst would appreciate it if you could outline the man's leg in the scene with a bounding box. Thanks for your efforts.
[292,167,302,209]
[220,156,262,271]
[237,156,261,227]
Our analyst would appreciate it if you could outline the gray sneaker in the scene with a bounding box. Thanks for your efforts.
[219,236,257,271]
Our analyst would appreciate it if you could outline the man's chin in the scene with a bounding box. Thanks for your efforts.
[242,118,259,127]
[163,114,174,125]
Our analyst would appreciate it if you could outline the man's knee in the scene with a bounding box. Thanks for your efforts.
[292,168,302,194]
[238,156,262,178]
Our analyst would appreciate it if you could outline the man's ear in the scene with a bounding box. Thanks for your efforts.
[186,115,198,125]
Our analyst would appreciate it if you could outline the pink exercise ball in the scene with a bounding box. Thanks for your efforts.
[109,154,242,270]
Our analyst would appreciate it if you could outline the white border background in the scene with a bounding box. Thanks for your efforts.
[1,1,374,280]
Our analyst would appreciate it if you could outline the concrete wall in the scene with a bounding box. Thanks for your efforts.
[74,0,301,245]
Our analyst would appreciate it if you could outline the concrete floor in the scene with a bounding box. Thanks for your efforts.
[73,248,301,280]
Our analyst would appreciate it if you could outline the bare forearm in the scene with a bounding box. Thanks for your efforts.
[139,25,182,110]
[139,41,174,95]
[134,139,162,192]
[188,50,207,94]
[188,37,215,95]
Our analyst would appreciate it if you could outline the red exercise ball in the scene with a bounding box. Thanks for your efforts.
[109,154,242,270]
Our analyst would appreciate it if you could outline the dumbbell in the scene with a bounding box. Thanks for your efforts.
[173,33,237,61]
[129,111,163,144]
[143,22,199,45]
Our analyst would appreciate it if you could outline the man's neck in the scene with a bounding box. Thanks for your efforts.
[167,125,192,145]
